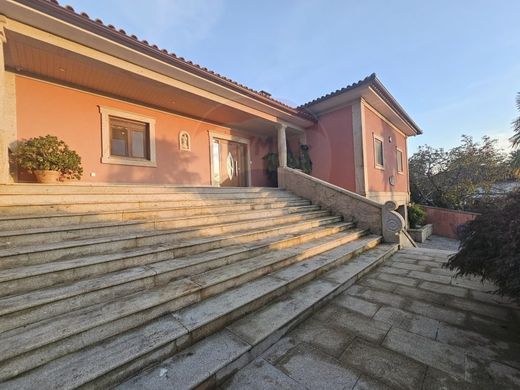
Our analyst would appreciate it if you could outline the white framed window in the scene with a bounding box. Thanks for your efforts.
[396,147,404,173]
[99,106,156,167]
[373,134,384,169]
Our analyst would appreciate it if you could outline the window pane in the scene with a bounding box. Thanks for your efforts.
[397,150,403,172]
[111,128,128,156]
[131,130,146,158]
[375,139,384,166]
[109,116,149,160]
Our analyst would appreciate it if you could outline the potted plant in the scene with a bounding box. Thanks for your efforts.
[407,203,432,242]
[11,135,83,183]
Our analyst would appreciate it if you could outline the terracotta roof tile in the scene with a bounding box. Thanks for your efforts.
[298,73,377,109]
[31,0,312,119]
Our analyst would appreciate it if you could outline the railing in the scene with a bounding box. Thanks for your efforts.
[278,167,414,247]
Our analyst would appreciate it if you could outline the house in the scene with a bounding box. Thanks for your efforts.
[0,0,421,210]
[0,2,428,387]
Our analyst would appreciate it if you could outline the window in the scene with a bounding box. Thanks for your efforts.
[396,148,404,173]
[99,106,156,167]
[374,135,384,168]
[110,116,149,159]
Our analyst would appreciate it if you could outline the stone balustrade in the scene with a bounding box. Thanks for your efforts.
[278,167,414,247]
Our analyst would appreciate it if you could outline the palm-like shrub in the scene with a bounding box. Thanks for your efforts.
[445,190,520,301]
[11,135,83,180]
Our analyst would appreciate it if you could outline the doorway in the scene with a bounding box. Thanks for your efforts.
[210,132,250,187]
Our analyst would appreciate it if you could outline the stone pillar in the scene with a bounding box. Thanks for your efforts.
[277,123,287,168]
[0,15,13,183]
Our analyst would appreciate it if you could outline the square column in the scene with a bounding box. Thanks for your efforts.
[0,16,11,183]
[0,15,16,184]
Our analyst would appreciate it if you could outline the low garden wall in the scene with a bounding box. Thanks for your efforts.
[423,205,479,239]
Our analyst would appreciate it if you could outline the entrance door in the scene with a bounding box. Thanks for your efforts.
[211,138,248,187]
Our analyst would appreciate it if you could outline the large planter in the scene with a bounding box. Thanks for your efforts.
[34,170,61,183]
[407,224,433,243]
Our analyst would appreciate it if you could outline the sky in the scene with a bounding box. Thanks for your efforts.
[64,0,520,154]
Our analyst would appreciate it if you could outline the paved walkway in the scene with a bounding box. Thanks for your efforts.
[417,235,460,252]
[223,247,520,389]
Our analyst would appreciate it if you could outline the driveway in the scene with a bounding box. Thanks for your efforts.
[223,247,520,389]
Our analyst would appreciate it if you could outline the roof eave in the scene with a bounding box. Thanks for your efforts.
[4,0,315,126]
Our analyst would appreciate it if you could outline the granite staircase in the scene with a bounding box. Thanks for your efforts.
[0,184,397,389]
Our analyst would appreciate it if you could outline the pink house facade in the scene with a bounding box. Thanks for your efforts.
[0,0,422,209]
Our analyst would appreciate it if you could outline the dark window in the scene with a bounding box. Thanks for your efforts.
[397,149,404,173]
[374,137,384,167]
[110,116,150,160]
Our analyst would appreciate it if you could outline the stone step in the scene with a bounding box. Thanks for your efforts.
[0,223,357,330]
[0,195,305,216]
[0,234,381,382]
[0,199,310,231]
[120,245,398,390]
[0,205,320,247]
[0,241,394,389]
[0,184,285,195]
[0,190,297,206]
[0,211,338,269]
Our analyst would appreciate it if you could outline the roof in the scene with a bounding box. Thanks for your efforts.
[10,0,422,134]
[299,73,422,135]
[17,0,311,120]
[298,73,377,108]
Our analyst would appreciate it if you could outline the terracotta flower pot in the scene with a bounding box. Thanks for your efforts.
[34,170,61,183]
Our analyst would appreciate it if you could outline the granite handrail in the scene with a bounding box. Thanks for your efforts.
[277,167,413,246]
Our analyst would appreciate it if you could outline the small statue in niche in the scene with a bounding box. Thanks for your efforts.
[179,131,191,151]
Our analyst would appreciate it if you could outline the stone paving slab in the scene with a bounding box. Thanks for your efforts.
[227,247,520,389]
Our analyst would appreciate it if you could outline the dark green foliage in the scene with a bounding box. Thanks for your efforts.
[11,135,83,180]
[410,135,512,210]
[408,203,427,228]
[262,152,279,186]
[263,144,313,186]
[511,92,520,148]
[299,145,312,174]
[445,190,520,301]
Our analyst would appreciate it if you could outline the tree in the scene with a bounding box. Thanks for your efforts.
[409,136,510,210]
[511,92,520,148]
[445,190,520,302]
[509,149,520,178]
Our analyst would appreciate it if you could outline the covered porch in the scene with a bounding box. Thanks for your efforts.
[0,7,311,186]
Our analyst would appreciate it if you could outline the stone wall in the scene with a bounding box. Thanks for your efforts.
[423,206,479,239]
[278,167,384,234]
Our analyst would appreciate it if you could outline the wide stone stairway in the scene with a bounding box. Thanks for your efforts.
[0,184,397,389]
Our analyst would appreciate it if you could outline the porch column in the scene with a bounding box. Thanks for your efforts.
[277,123,287,168]
[0,15,14,183]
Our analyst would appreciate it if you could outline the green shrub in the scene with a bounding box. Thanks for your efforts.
[408,203,427,228]
[262,144,313,186]
[11,135,83,180]
[445,190,520,301]
[262,152,279,186]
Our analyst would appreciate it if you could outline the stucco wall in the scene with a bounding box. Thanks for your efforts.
[306,105,356,191]
[15,76,273,186]
[423,205,479,239]
[363,104,409,194]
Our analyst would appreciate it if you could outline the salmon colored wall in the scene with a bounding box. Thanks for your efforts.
[423,205,479,239]
[363,105,409,193]
[15,76,273,186]
[306,105,356,191]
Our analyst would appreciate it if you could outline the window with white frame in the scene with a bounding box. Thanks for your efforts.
[99,106,157,167]
[374,135,384,168]
[396,148,404,173]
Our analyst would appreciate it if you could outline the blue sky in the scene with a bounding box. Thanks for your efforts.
[64,0,520,154]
